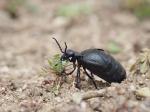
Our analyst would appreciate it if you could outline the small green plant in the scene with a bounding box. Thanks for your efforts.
[6,0,25,18]
[48,54,68,75]
[107,41,122,54]
[6,0,38,18]
[42,54,68,95]
[123,0,150,19]
[130,48,150,78]
[57,3,92,18]
[134,4,150,19]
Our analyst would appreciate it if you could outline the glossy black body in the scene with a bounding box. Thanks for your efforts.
[53,38,126,89]
[79,49,126,83]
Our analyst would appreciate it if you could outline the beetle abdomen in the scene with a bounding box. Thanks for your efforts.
[103,57,126,83]
[80,49,126,83]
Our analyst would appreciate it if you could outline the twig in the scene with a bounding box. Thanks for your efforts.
[82,89,106,100]
[72,88,107,104]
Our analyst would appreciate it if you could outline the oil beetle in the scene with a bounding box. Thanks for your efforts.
[53,38,126,89]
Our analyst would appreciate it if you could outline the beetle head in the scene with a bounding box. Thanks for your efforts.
[61,49,76,62]
[53,38,76,62]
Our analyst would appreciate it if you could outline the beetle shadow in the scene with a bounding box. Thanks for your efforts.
[80,71,110,90]
[81,78,111,90]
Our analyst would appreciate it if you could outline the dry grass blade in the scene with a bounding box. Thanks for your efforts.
[130,48,150,78]
[82,89,106,100]
[72,88,106,104]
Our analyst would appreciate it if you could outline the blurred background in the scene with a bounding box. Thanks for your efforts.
[0,0,150,72]
[0,0,150,111]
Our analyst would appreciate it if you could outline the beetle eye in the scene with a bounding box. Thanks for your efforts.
[61,55,67,61]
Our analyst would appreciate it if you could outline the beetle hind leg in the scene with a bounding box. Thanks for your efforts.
[83,68,98,89]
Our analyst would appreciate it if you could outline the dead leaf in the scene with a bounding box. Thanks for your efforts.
[136,87,150,97]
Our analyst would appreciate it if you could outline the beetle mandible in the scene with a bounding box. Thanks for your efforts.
[53,38,126,89]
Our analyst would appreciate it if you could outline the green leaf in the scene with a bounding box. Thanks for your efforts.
[57,3,92,18]
[7,0,25,13]
[107,41,122,54]
[134,4,150,19]
[140,61,149,74]
[48,59,52,66]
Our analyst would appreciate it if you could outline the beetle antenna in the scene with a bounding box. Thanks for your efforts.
[64,42,67,53]
[53,38,64,53]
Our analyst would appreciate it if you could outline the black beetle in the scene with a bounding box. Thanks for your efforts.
[53,38,126,89]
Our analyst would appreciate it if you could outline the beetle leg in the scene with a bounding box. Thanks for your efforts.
[75,65,81,89]
[83,68,98,89]
[65,62,76,75]
[90,72,95,79]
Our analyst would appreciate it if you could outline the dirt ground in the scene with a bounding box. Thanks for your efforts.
[0,0,150,112]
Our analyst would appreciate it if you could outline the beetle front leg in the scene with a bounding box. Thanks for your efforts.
[75,65,81,89]
[65,62,76,75]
